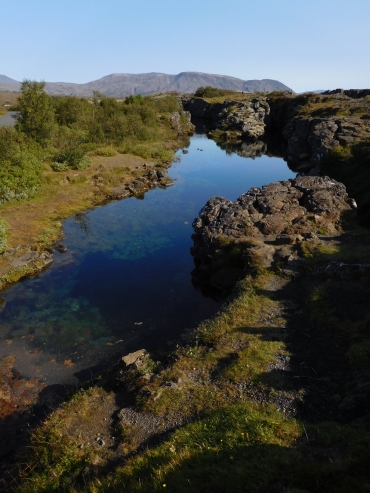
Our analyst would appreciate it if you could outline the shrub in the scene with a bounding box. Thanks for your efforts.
[53,95,89,127]
[52,126,90,170]
[195,86,229,98]
[117,142,152,159]
[94,146,117,157]
[0,127,43,204]
[151,95,181,113]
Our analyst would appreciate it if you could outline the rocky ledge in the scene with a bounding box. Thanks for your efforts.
[183,91,370,173]
[191,176,353,285]
[107,167,173,200]
[282,115,370,174]
[183,96,270,142]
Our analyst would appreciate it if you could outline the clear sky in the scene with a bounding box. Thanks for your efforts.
[1,0,369,92]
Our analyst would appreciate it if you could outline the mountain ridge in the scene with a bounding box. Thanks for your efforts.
[0,71,292,96]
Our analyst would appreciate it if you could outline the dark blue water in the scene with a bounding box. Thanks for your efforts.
[0,134,295,385]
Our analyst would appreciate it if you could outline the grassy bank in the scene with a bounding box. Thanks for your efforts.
[11,218,370,491]
[3,87,370,492]
[0,87,191,286]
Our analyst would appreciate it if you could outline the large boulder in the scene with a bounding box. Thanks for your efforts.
[191,176,352,279]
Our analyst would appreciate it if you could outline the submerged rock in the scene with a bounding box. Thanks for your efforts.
[56,243,67,253]
[121,349,149,370]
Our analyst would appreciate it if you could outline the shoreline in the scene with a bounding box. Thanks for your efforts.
[0,139,187,292]
[2,90,370,491]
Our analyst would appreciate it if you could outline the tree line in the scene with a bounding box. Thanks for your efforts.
[0,80,183,205]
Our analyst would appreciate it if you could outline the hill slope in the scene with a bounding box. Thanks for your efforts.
[0,71,292,96]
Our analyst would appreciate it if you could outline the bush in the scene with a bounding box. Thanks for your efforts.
[53,95,89,127]
[0,127,43,204]
[51,126,90,170]
[150,95,181,113]
[117,142,152,159]
[195,86,229,98]
[94,146,117,157]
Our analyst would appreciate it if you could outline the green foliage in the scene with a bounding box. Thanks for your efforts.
[53,95,89,126]
[150,95,181,113]
[124,94,145,105]
[138,356,160,375]
[0,218,7,252]
[1,89,180,204]
[118,142,173,163]
[51,126,90,170]
[94,146,117,157]
[15,80,55,144]
[0,127,43,204]
[195,86,229,98]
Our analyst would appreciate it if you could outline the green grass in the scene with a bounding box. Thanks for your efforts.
[90,403,302,493]
[93,146,117,157]
[117,142,174,163]
[11,240,370,492]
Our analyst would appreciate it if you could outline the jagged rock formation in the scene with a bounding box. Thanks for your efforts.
[281,117,369,173]
[323,88,370,98]
[184,91,370,173]
[191,176,352,287]
[183,96,270,142]
[168,111,195,135]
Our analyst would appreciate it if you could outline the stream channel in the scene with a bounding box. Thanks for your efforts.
[0,133,295,393]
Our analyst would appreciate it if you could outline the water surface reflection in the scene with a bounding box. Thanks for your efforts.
[0,134,295,387]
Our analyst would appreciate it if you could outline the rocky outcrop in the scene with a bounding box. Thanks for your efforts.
[0,246,53,290]
[282,116,369,173]
[191,176,352,284]
[107,167,173,200]
[1,246,53,271]
[168,111,195,135]
[323,89,370,99]
[184,92,370,173]
[183,97,270,141]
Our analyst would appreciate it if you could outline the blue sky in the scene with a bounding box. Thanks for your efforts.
[1,0,369,92]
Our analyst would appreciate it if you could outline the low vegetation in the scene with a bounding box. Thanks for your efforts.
[12,229,370,491]
[194,86,232,98]
[3,86,370,492]
[0,84,190,259]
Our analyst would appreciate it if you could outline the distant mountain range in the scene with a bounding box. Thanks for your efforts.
[0,72,292,97]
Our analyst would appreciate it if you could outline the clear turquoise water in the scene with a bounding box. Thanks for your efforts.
[0,134,295,385]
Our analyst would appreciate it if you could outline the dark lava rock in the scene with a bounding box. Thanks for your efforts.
[56,244,67,253]
[184,96,270,141]
[191,176,351,281]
